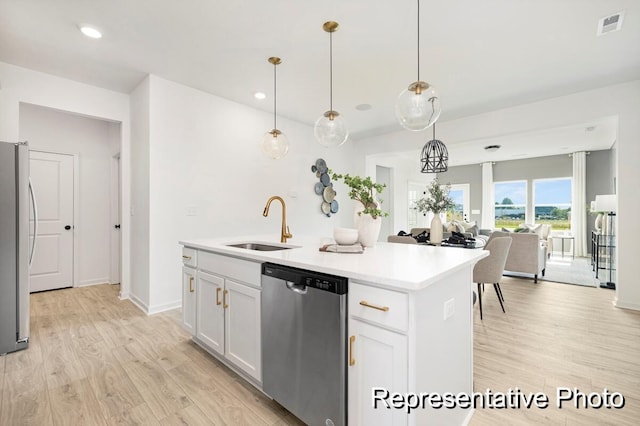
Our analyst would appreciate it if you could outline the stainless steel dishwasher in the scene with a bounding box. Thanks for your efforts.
[261,263,348,426]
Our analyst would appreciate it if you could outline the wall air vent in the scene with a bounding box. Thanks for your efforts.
[597,12,624,36]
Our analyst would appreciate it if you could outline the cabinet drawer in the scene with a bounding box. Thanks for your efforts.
[198,251,261,287]
[182,247,197,267]
[349,282,408,332]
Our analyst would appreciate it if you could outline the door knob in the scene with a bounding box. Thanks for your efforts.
[64,225,72,230]
[115,224,121,229]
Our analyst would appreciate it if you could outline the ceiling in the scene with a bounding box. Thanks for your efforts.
[1,0,639,144]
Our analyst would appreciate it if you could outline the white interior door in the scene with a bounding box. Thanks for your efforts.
[29,151,74,292]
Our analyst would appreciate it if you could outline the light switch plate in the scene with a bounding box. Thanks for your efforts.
[444,298,455,320]
[186,205,198,216]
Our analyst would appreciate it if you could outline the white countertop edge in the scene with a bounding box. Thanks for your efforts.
[179,235,488,292]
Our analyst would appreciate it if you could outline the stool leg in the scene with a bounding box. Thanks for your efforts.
[477,282,483,320]
[493,283,506,313]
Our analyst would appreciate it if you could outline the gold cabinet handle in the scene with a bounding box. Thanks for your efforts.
[223,289,229,308]
[189,276,194,293]
[182,255,192,260]
[216,288,222,306]
[349,336,356,366]
[359,300,389,312]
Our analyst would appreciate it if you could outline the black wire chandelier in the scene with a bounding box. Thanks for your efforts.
[420,121,448,173]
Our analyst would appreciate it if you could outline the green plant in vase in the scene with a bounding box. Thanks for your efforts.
[330,171,389,219]
[415,178,454,244]
[415,178,454,215]
[330,171,388,247]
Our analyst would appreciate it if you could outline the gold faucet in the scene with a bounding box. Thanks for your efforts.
[263,196,293,243]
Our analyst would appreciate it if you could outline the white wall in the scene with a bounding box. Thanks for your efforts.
[0,61,131,298]
[129,77,151,308]
[364,153,436,234]
[19,104,118,286]
[138,75,358,313]
[355,80,640,311]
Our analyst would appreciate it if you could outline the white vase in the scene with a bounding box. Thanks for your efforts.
[430,214,443,245]
[356,213,382,247]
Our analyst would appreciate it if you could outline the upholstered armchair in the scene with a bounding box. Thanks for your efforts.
[487,231,547,283]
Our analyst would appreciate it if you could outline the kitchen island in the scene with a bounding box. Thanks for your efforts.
[179,235,487,426]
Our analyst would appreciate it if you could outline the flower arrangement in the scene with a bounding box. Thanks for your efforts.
[330,171,389,219]
[416,178,454,214]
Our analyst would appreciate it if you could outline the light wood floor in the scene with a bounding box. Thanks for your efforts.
[471,277,640,425]
[1,280,638,425]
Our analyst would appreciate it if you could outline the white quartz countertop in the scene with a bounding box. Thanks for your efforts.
[180,234,488,291]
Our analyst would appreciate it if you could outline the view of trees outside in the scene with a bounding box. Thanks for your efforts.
[446,189,465,222]
[494,181,526,229]
[534,178,572,230]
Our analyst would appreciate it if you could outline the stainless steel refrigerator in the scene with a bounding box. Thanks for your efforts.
[1,141,37,355]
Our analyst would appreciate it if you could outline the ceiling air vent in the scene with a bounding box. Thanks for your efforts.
[597,12,624,36]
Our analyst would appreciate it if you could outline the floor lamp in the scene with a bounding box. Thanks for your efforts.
[594,194,617,289]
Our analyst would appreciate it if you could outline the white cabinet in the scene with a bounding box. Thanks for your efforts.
[348,316,408,426]
[348,281,408,425]
[348,271,474,426]
[224,279,261,381]
[181,266,197,336]
[196,271,225,355]
[182,247,262,383]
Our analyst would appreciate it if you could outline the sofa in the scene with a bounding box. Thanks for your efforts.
[487,231,547,283]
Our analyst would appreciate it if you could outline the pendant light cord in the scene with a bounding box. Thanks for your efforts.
[329,30,333,112]
[273,62,277,130]
[417,0,420,82]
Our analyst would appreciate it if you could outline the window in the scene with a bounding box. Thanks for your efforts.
[534,178,572,231]
[494,181,526,229]
[446,184,470,222]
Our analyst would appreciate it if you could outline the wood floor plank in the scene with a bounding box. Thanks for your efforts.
[117,350,193,421]
[159,404,216,426]
[0,364,53,425]
[103,402,158,426]
[48,378,109,425]
[167,361,268,425]
[74,339,146,420]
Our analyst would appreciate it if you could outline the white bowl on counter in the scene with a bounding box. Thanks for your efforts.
[333,227,358,245]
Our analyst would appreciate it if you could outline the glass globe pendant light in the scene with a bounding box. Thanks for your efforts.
[262,57,289,159]
[395,0,441,131]
[314,21,349,147]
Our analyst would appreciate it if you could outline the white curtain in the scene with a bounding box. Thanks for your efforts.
[481,162,495,230]
[571,151,587,257]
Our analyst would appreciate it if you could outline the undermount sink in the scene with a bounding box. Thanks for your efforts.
[225,242,294,251]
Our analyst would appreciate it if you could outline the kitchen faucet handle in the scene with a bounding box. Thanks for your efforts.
[285,226,292,238]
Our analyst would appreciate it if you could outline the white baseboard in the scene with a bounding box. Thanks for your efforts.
[462,408,475,426]
[128,293,150,314]
[614,298,640,311]
[77,277,110,287]
[125,294,181,315]
[148,299,181,315]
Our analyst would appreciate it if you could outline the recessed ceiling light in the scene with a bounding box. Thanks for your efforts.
[355,103,372,111]
[484,144,501,152]
[253,92,266,100]
[79,25,102,39]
